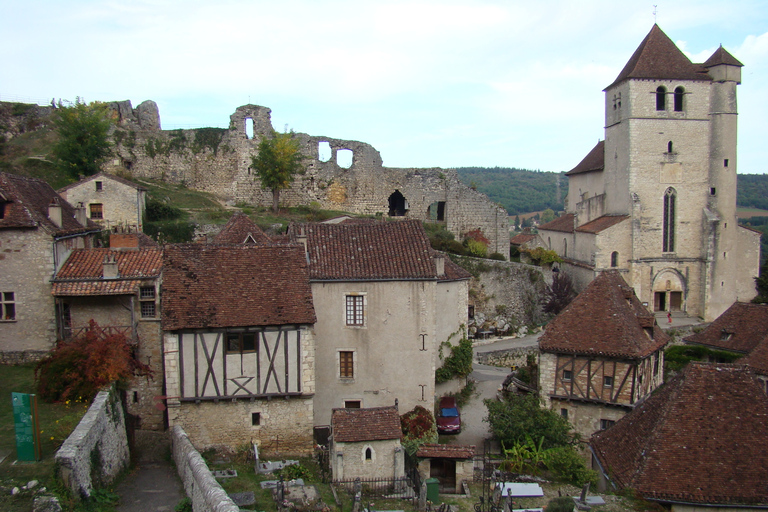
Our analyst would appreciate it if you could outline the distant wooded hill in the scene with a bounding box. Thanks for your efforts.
[456,167,768,216]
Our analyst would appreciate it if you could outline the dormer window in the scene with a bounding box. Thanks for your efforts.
[656,86,667,110]
[720,330,733,341]
[674,87,685,112]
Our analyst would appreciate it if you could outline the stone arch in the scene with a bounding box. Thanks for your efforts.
[651,269,686,313]
[427,201,446,221]
[362,444,375,463]
[388,190,409,217]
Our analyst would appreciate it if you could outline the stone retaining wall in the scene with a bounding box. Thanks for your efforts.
[0,350,48,365]
[475,345,540,369]
[170,425,239,512]
[55,387,130,498]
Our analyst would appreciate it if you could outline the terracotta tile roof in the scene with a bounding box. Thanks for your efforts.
[591,362,768,506]
[416,444,475,459]
[161,244,316,330]
[606,25,711,89]
[212,213,273,244]
[332,406,402,443]
[565,141,604,176]
[575,215,629,234]
[510,233,536,245]
[288,220,438,281]
[683,302,768,353]
[539,271,668,359]
[0,172,99,236]
[441,257,472,282]
[52,247,162,296]
[738,336,768,375]
[703,46,744,68]
[537,213,574,233]
[57,172,147,192]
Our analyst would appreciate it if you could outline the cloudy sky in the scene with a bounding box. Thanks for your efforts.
[2,1,767,173]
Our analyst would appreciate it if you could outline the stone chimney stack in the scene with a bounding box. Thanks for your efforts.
[103,254,119,279]
[434,254,445,276]
[296,226,309,262]
[74,202,88,227]
[48,198,63,228]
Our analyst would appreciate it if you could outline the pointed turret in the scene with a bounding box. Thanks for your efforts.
[704,45,743,83]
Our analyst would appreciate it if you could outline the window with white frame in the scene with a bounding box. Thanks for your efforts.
[345,295,365,326]
[1,292,16,321]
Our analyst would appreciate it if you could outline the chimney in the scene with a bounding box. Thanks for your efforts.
[109,233,139,250]
[74,202,87,227]
[296,226,309,262]
[48,198,63,228]
[103,254,119,279]
[434,254,445,276]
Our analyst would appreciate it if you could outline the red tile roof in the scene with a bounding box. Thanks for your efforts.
[537,214,574,234]
[683,302,768,354]
[289,220,438,281]
[52,248,162,296]
[565,141,604,176]
[332,406,402,443]
[57,172,147,192]
[161,244,316,330]
[575,215,629,234]
[606,25,711,89]
[510,233,536,245]
[703,46,744,68]
[212,213,273,245]
[0,172,99,235]
[539,271,668,359]
[416,444,475,459]
[591,362,768,506]
[739,336,768,375]
[441,257,472,282]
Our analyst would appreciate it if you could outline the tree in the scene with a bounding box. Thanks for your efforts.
[484,393,577,450]
[52,98,114,178]
[540,208,555,224]
[541,271,577,315]
[251,130,305,213]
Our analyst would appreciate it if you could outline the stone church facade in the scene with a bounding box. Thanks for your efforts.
[538,25,760,321]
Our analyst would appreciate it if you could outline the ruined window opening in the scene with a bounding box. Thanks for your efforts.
[468,305,475,319]
[89,203,103,219]
[427,201,446,221]
[252,412,261,425]
[318,141,331,162]
[245,118,254,139]
[674,87,685,112]
[711,188,716,196]
[663,188,676,252]
[656,86,667,111]
[340,351,354,379]
[346,295,365,326]
[1,292,16,321]
[337,149,353,169]
[611,251,619,268]
[388,190,409,217]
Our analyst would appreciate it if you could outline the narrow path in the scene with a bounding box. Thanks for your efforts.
[115,430,185,512]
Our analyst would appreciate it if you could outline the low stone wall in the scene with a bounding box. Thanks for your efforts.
[0,350,48,365]
[476,345,540,369]
[55,387,130,498]
[170,425,239,512]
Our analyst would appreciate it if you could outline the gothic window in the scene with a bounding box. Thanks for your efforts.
[611,251,619,268]
[656,86,667,111]
[663,188,676,252]
[674,87,685,112]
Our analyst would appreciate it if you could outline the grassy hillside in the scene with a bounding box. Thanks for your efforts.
[455,167,566,215]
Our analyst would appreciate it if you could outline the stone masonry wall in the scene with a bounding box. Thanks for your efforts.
[102,102,509,254]
[55,387,130,499]
[475,345,539,369]
[171,425,239,512]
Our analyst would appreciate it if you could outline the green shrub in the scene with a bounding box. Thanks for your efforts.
[145,197,184,221]
[544,496,576,512]
[435,337,473,383]
[275,463,311,481]
[144,220,196,243]
[489,252,506,261]
[544,446,598,486]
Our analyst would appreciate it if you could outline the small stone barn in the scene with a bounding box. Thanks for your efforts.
[416,444,475,494]
[330,406,405,482]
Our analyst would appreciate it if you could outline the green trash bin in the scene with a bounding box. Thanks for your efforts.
[426,478,440,504]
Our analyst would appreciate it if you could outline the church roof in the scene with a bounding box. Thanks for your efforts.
[539,271,668,359]
[683,302,768,354]
[332,406,402,443]
[591,362,768,506]
[703,46,744,68]
[538,213,574,233]
[606,25,711,89]
[575,215,629,234]
[212,212,273,244]
[565,141,604,176]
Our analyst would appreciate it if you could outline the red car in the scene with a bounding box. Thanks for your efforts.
[436,396,461,434]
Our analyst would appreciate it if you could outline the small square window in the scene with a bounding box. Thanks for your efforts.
[140,301,155,318]
[252,412,261,426]
[724,159,729,167]
[226,333,257,353]
[600,419,615,430]
[95,181,103,191]
[345,400,361,409]
[603,376,614,388]
[1,291,16,321]
[140,286,155,299]
[562,370,573,382]
[89,203,103,219]
[560,408,568,420]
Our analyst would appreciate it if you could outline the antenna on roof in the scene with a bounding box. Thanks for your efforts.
[653,5,658,23]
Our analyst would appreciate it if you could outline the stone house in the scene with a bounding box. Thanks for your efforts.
[50,234,164,430]
[415,444,475,494]
[591,362,768,510]
[330,406,404,482]
[538,271,668,440]
[0,172,100,362]
[58,172,147,232]
[161,243,317,456]
[537,25,760,321]
[287,220,470,427]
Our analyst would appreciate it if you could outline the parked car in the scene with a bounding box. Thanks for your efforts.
[436,396,461,434]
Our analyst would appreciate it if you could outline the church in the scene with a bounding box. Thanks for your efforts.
[538,25,760,322]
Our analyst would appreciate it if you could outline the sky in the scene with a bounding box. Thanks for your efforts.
[2,1,767,174]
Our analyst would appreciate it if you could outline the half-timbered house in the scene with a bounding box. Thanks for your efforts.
[161,243,317,455]
[51,234,164,430]
[538,271,668,439]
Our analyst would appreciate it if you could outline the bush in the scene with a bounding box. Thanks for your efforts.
[544,446,598,486]
[488,252,506,261]
[545,496,576,512]
[144,220,196,243]
[435,337,473,383]
[145,197,183,221]
[400,406,438,456]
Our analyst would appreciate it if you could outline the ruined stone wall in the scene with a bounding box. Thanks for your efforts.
[103,102,509,254]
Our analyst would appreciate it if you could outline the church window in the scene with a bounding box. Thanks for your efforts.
[724,159,729,167]
[365,447,372,460]
[711,188,716,196]
[611,251,619,268]
[656,86,667,110]
[674,87,685,112]
[663,188,676,252]
[667,141,673,153]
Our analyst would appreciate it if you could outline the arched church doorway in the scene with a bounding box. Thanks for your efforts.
[388,190,409,217]
[652,270,685,312]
